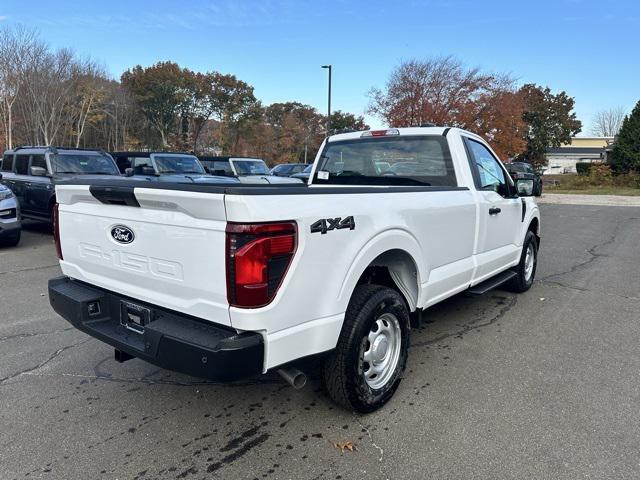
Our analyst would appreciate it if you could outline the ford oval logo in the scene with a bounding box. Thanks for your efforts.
[110,225,135,244]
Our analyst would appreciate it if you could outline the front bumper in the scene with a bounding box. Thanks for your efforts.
[48,276,264,381]
[0,197,20,238]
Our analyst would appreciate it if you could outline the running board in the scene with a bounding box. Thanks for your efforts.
[467,270,517,295]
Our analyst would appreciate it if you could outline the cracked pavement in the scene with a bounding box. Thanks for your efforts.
[1,205,639,480]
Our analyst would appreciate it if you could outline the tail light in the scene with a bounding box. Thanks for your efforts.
[53,203,63,260]
[226,221,297,308]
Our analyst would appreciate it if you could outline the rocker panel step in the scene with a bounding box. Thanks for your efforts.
[467,270,517,295]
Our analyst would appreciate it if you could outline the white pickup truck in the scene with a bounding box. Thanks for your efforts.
[49,126,540,412]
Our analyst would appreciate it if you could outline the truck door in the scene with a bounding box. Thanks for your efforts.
[463,137,522,281]
[25,154,53,220]
[11,154,31,213]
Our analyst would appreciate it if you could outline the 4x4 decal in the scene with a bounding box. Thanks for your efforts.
[310,216,355,234]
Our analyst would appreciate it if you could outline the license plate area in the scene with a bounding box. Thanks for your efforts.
[120,301,151,334]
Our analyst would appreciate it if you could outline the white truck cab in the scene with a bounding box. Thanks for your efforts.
[49,126,540,412]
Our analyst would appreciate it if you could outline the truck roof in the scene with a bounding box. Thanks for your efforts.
[327,126,450,143]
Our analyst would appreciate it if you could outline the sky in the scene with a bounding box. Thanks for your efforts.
[3,0,639,134]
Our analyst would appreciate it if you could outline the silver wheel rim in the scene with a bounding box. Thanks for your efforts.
[524,244,535,281]
[361,312,402,390]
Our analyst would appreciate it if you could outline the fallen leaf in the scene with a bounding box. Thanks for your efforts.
[334,441,356,455]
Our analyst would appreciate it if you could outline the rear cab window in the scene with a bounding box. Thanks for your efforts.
[313,135,457,187]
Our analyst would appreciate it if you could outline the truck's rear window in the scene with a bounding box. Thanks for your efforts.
[314,135,457,186]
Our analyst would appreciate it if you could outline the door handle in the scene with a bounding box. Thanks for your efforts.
[489,207,501,215]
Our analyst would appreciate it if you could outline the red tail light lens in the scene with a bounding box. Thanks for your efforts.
[53,203,63,260]
[226,221,297,308]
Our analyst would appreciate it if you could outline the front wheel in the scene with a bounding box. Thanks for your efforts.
[506,230,538,293]
[322,285,410,413]
[0,230,21,247]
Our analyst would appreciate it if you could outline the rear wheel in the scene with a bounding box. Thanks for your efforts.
[322,285,410,413]
[506,230,538,293]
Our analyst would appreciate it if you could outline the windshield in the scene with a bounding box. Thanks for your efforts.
[232,159,270,176]
[51,154,119,175]
[154,155,204,174]
[315,135,457,186]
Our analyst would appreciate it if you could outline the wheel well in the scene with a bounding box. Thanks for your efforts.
[355,249,419,312]
[528,217,540,245]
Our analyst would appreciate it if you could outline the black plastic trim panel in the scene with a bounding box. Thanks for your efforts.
[60,177,470,196]
[48,276,263,381]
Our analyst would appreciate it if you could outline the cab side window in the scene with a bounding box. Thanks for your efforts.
[1,154,13,172]
[30,155,47,172]
[465,139,507,195]
[15,155,30,175]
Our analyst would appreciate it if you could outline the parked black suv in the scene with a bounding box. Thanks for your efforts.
[505,162,542,197]
[0,146,120,223]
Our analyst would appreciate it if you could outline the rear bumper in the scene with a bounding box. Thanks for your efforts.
[48,276,263,381]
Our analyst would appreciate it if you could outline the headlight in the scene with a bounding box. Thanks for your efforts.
[0,186,14,201]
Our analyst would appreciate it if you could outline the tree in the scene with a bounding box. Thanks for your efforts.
[517,84,582,169]
[610,100,640,173]
[0,26,43,149]
[121,62,191,148]
[68,60,108,147]
[329,110,369,133]
[366,56,525,161]
[264,102,325,164]
[476,89,527,161]
[591,107,625,137]
[367,56,504,128]
[211,73,260,153]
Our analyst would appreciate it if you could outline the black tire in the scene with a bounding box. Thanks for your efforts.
[506,230,538,293]
[0,230,21,247]
[322,284,410,413]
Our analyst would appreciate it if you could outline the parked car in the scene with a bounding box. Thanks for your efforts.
[49,126,540,412]
[0,180,21,246]
[290,164,313,181]
[199,156,302,184]
[110,151,239,185]
[270,163,308,177]
[505,161,542,196]
[0,146,120,224]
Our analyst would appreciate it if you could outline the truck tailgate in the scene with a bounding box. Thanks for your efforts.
[55,185,231,326]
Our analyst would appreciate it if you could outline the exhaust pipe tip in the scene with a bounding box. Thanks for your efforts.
[278,367,307,389]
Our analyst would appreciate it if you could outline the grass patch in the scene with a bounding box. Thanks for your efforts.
[545,187,640,196]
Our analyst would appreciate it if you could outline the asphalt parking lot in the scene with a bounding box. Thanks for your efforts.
[2,203,640,480]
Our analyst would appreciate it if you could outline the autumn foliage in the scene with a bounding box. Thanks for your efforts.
[368,57,581,166]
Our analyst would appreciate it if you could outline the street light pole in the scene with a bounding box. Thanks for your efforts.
[321,65,332,136]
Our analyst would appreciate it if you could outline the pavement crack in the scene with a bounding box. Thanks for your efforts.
[354,413,386,479]
[0,337,92,386]
[540,217,632,282]
[0,263,60,276]
[0,327,75,342]
[411,295,517,348]
[538,279,640,301]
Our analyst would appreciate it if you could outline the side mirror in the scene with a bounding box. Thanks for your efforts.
[124,168,134,177]
[516,178,534,196]
[141,166,156,175]
[30,166,47,176]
